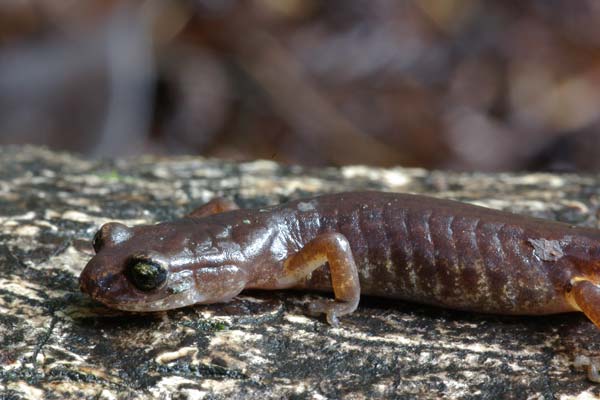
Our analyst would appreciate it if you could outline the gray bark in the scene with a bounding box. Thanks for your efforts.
[1,145,599,399]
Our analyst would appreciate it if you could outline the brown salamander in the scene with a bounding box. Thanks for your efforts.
[80,192,600,378]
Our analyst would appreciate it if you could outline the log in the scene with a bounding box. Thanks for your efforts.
[1,145,599,399]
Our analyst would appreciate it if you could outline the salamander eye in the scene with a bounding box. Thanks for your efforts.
[125,257,168,291]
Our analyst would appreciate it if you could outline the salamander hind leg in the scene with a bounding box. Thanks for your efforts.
[568,279,600,383]
[280,233,360,326]
[569,279,600,330]
[187,197,239,218]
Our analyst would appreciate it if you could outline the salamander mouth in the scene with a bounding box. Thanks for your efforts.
[94,299,171,312]
[82,276,208,312]
[93,292,207,312]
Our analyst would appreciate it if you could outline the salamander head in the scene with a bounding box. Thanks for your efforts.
[80,221,247,312]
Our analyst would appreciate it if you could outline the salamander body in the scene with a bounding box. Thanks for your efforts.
[80,192,600,328]
[80,191,600,382]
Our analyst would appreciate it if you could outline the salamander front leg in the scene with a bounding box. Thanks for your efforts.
[569,279,600,382]
[280,233,360,326]
[187,197,239,218]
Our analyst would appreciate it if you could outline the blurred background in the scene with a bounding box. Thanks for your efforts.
[2,0,600,171]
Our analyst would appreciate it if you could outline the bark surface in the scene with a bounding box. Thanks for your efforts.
[1,146,599,399]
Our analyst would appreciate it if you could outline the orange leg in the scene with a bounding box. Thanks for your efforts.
[187,197,239,218]
[280,233,360,326]
[569,279,600,382]
[570,279,600,330]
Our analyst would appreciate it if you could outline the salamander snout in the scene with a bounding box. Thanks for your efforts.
[79,256,121,299]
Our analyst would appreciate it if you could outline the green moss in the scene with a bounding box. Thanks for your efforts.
[96,169,122,181]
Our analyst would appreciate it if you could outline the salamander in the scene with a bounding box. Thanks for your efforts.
[80,191,600,380]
